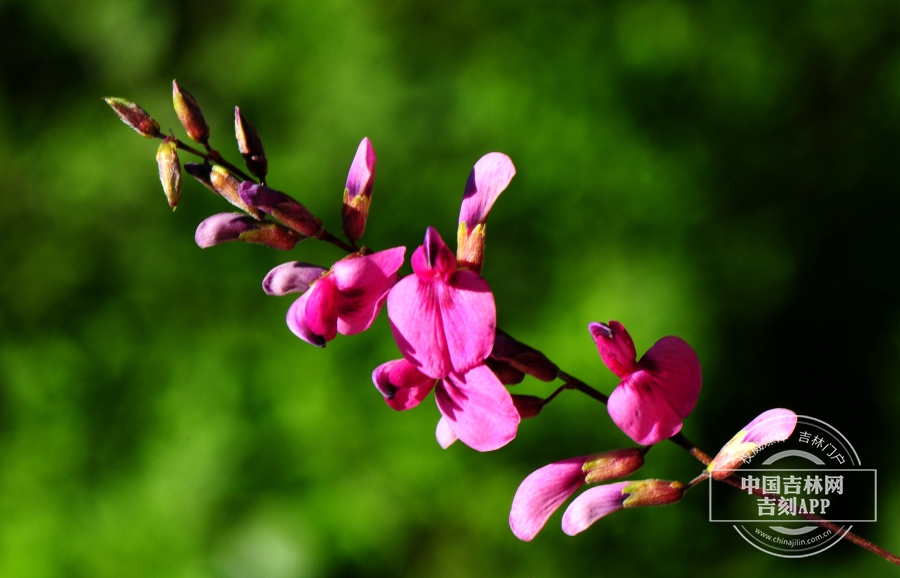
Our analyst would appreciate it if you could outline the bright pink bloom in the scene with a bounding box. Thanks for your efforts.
[590,321,702,446]
[342,137,376,242]
[372,358,519,452]
[707,408,798,480]
[561,479,685,536]
[387,227,495,379]
[264,247,405,347]
[457,153,516,273]
[510,457,591,541]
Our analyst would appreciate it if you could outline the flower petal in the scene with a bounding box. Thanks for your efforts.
[345,137,376,201]
[561,482,629,536]
[589,321,637,378]
[304,275,338,341]
[263,262,327,296]
[441,270,495,373]
[607,369,685,446]
[459,153,516,229]
[509,457,588,541]
[434,364,519,452]
[436,417,458,449]
[388,274,450,378]
[638,336,702,418]
[371,358,435,411]
[286,291,326,347]
[707,408,798,480]
[333,247,406,335]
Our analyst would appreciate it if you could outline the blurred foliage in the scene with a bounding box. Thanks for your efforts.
[1,0,900,575]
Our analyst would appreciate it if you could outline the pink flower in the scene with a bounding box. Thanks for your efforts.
[590,321,702,446]
[509,449,645,541]
[387,227,495,379]
[561,479,685,536]
[342,137,376,243]
[264,247,405,347]
[457,153,515,274]
[372,358,519,452]
[707,408,797,480]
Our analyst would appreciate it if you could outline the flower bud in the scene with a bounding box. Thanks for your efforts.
[491,330,559,382]
[239,182,323,237]
[707,409,797,481]
[156,138,181,209]
[210,165,263,219]
[103,97,160,138]
[172,81,210,144]
[342,137,376,243]
[484,357,525,385]
[456,153,515,273]
[621,480,685,508]
[195,213,302,250]
[262,262,327,296]
[235,107,267,181]
[582,448,645,483]
[511,394,544,419]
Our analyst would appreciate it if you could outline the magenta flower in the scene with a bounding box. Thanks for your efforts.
[342,137,376,243]
[707,408,797,480]
[457,152,516,273]
[387,227,495,379]
[263,247,405,347]
[509,449,645,541]
[372,357,519,451]
[561,479,685,536]
[590,321,702,446]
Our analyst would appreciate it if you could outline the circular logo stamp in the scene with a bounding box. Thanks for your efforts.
[708,415,876,558]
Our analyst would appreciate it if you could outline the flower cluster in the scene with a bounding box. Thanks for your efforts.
[104,84,811,554]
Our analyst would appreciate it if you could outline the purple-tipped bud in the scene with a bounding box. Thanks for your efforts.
[491,330,559,382]
[341,137,376,243]
[511,395,544,419]
[582,448,646,483]
[588,321,637,378]
[707,409,798,481]
[195,213,302,250]
[262,262,327,296]
[172,81,210,144]
[210,165,263,219]
[239,182,323,237]
[156,138,181,209]
[235,107,267,181]
[103,97,160,138]
[484,357,526,385]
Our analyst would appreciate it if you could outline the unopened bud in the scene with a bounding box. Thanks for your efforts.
[491,330,559,382]
[103,97,160,138]
[172,81,210,144]
[210,165,263,219]
[341,137,376,242]
[195,213,302,250]
[235,107,267,181]
[511,394,544,419]
[239,182,323,237]
[184,162,216,193]
[621,480,685,509]
[484,356,525,385]
[582,448,645,483]
[155,138,181,209]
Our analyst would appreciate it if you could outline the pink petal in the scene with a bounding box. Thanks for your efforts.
[194,213,256,248]
[262,262,327,296]
[345,137,376,200]
[459,153,516,229]
[388,274,450,378]
[434,364,519,452]
[509,457,588,541]
[417,226,456,279]
[436,417,458,449]
[607,370,685,446]
[561,482,629,536]
[589,321,636,378]
[304,275,338,341]
[743,408,798,445]
[286,291,326,347]
[333,246,406,335]
[637,336,702,418]
[371,358,435,411]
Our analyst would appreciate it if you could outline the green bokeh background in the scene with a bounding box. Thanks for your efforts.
[2,0,900,575]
